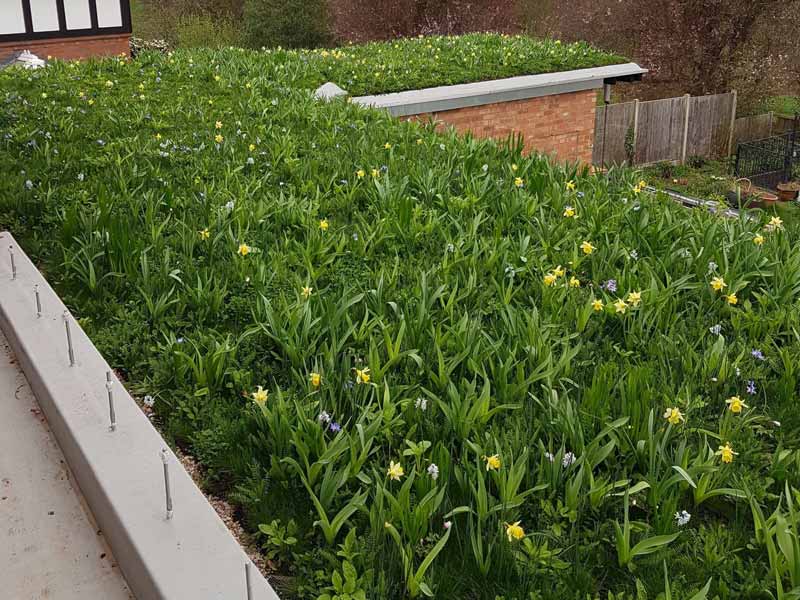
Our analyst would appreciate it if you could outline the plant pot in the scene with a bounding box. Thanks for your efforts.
[757,192,779,205]
[776,182,800,201]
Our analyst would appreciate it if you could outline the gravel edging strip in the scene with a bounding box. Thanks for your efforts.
[0,231,280,600]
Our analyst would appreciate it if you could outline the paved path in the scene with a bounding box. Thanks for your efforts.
[0,329,133,600]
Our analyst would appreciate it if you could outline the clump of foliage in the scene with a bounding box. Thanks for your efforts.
[243,0,331,49]
[1,42,800,600]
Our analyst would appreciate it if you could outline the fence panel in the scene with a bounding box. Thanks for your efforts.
[686,93,735,159]
[734,114,775,146]
[593,101,635,166]
[634,96,686,164]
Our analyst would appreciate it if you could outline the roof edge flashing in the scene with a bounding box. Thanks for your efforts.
[352,62,646,117]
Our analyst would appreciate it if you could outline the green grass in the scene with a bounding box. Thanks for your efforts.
[2,45,800,600]
[763,95,800,117]
[291,33,626,95]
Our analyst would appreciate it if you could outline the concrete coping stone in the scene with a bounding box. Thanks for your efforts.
[0,231,280,600]
[351,62,647,117]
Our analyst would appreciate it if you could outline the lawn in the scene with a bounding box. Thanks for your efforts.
[2,40,800,599]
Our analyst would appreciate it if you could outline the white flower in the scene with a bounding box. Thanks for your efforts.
[427,463,439,480]
[709,324,722,336]
[675,510,691,526]
[707,261,718,273]
[246,157,254,165]
[562,452,576,468]
[143,395,155,408]
[318,411,331,424]
[629,249,638,260]
[443,520,452,530]
[25,179,33,190]
[414,397,427,411]
[446,243,454,253]
[224,200,235,211]
[544,451,555,463]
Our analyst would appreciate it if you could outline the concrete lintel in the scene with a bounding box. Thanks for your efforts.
[0,231,280,600]
[352,62,647,117]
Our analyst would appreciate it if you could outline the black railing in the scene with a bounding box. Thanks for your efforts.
[734,116,799,191]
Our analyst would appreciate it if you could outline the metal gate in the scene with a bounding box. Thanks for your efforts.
[734,115,799,190]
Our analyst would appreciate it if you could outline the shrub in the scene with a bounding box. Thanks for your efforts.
[243,0,330,49]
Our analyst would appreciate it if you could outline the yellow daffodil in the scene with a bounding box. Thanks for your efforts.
[249,143,256,152]
[580,241,596,255]
[384,142,392,150]
[514,177,524,188]
[199,228,210,240]
[387,460,404,481]
[302,286,313,299]
[726,395,747,414]
[768,216,784,230]
[215,120,223,129]
[483,454,501,471]
[753,234,764,246]
[553,265,565,278]
[371,169,380,178]
[544,273,557,287]
[592,299,604,312]
[511,163,518,172]
[716,443,737,464]
[569,276,581,288]
[563,206,576,218]
[310,372,321,387]
[663,407,684,425]
[505,521,525,542]
[356,169,365,179]
[105,80,114,88]
[627,291,641,307]
[614,298,628,314]
[251,386,268,407]
[319,218,329,231]
[214,74,221,82]
[724,293,738,305]
[416,138,423,145]
[215,134,224,144]
[88,99,95,105]
[565,180,576,191]
[710,277,727,292]
[638,180,647,189]
[237,243,250,256]
[155,133,162,140]
[355,367,370,384]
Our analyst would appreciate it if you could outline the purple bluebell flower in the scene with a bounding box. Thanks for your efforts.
[747,380,757,395]
[577,191,585,199]
[328,422,341,433]
[751,349,766,361]
[604,279,618,293]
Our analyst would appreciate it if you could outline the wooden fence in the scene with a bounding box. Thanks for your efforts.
[594,92,737,166]
[733,113,796,147]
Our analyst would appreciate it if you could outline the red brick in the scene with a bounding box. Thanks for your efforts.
[0,34,130,61]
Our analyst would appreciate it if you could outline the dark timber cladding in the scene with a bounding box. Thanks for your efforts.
[0,0,132,42]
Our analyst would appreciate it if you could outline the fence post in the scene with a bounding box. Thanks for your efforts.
[681,93,691,164]
[727,90,737,157]
[632,99,640,165]
[769,111,774,137]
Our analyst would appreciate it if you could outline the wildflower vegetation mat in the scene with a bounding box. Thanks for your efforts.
[1,39,799,599]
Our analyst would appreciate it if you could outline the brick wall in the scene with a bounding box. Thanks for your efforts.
[0,34,130,62]
[404,89,597,164]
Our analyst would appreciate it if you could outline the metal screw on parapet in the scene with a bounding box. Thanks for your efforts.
[106,371,116,431]
[34,285,42,318]
[245,562,254,600]
[63,311,75,366]
[9,246,16,280]
[161,449,173,520]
